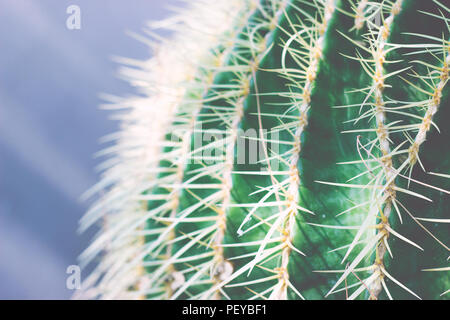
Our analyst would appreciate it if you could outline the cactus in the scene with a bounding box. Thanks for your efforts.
[80,0,449,300]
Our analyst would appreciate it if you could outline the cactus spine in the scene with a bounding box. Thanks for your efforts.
[80,0,450,300]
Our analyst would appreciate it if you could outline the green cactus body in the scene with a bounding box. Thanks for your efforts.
[80,0,450,300]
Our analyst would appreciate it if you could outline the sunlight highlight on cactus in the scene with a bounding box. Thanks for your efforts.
[79,0,449,300]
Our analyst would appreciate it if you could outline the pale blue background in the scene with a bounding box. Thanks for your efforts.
[0,0,180,299]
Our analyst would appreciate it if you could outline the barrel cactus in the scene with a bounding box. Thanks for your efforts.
[80,0,449,300]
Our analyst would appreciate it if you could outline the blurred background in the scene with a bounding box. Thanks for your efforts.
[0,0,180,299]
